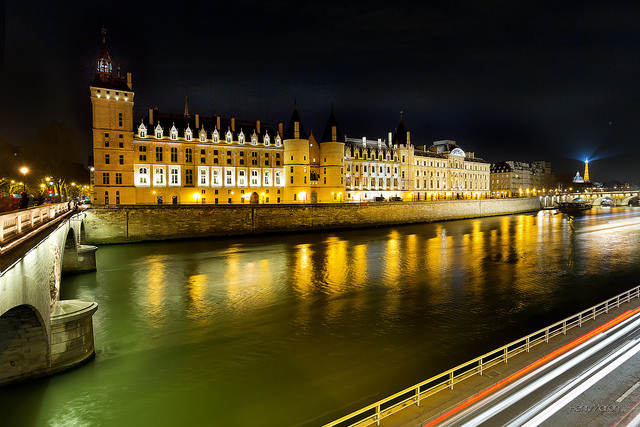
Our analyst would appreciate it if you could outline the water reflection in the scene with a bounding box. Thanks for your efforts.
[14,207,640,427]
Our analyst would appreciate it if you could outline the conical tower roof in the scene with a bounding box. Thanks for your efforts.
[393,113,408,146]
[284,106,307,140]
[321,110,344,143]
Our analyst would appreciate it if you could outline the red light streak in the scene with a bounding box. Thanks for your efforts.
[424,307,640,427]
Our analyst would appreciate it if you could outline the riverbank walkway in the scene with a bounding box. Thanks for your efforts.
[327,287,640,427]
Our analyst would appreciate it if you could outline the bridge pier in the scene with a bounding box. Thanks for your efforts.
[0,209,100,386]
[50,300,99,374]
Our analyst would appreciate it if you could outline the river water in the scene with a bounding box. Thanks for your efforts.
[3,207,640,426]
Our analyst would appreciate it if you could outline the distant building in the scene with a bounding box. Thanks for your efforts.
[90,33,491,205]
[490,160,556,198]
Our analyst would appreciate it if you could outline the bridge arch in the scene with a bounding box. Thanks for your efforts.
[622,196,639,206]
[0,304,50,384]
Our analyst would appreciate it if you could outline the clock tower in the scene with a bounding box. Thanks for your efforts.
[89,29,135,205]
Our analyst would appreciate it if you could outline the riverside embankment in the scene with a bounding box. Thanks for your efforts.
[83,197,541,244]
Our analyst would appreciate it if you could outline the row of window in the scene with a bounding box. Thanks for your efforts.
[135,146,282,166]
[139,123,282,146]
[133,166,284,188]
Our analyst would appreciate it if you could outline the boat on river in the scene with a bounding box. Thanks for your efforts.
[556,201,592,214]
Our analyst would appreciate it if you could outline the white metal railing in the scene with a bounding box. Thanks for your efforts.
[0,203,72,245]
[325,285,640,427]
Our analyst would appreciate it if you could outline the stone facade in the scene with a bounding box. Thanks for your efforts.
[91,36,492,206]
[83,198,542,244]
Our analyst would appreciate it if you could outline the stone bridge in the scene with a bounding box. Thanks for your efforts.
[0,204,98,386]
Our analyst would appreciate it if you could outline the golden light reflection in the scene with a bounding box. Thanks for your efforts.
[404,234,419,282]
[292,244,313,297]
[145,255,168,327]
[383,231,400,288]
[186,274,211,324]
[322,237,348,294]
[350,244,368,288]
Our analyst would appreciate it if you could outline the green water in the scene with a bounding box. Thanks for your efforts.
[3,207,640,426]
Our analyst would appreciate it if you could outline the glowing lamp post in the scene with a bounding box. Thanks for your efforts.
[192,192,201,204]
[20,167,28,192]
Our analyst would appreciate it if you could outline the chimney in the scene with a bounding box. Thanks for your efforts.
[149,108,153,126]
[231,117,235,132]
[278,122,283,136]
[407,131,411,146]
[256,120,261,134]
[195,114,200,129]
[127,72,132,90]
[388,132,392,146]
[216,116,221,130]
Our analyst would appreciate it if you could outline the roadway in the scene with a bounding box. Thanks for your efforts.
[420,307,640,426]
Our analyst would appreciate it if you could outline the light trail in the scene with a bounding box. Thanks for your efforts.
[517,337,640,426]
[423,307,640,427]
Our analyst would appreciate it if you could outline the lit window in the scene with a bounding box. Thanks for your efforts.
[264,132,270,146]
[170,123,178,140]
[138,122,147,138]
[238,130,245,144]
[199,128,207,142]
[226,129,233,144]
[185,125,192,141]
[155,123,163,139]
[275,135,281,147]
[213,129,219,143]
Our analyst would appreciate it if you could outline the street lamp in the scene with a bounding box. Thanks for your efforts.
[20,167,28,192]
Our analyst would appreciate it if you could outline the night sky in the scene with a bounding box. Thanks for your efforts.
[2,1,639,182]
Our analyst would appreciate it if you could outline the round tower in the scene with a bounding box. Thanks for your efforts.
[283,107,311,202]
[318,110,346,202]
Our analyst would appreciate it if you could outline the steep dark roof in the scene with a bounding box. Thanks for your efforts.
[393,119,408,146]
[490,161,513,173]
[320,111,344,143]
[284,107,307,140]
[142,110,277,139]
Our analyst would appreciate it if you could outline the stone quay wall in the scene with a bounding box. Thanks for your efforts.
[83,198,541,244]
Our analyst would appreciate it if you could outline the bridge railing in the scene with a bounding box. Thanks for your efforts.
[0,203,73,245]
[324,285,640,427]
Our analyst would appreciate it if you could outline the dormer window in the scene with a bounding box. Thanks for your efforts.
[264,132,270,146]
[226,129,233,144]
[275,135,281,147]
[199,128,207,142]
[138,121,147,138]
[251,131,258,146]
[213,129,219,143]
[185,125,193,141]
[170,123,178,140]
[238,130,245,144]
[155,123,163,139]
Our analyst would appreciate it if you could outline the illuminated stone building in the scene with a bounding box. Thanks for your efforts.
[490,160,555,198]
[91,34,491,205]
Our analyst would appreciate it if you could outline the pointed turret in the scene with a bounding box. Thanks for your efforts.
[284,106,307,140]
[96,27,113,79]
[184,95,190,118]
[393,111,408,146]
[321,110,344,143]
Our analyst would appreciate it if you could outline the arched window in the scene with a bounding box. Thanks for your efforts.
[238,130,245,144]
[226,129,233,144]
[275,135,281,147]
[213,129,219,143]
[185,125,192,141]
[155,123,163,139]
[199,128,207,142]
[264,132,270,146]
[251,131,258,146]
[138,121,147,138]
[170,123,178,140]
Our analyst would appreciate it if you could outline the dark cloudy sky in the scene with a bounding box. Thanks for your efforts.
[2,0,640,182]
